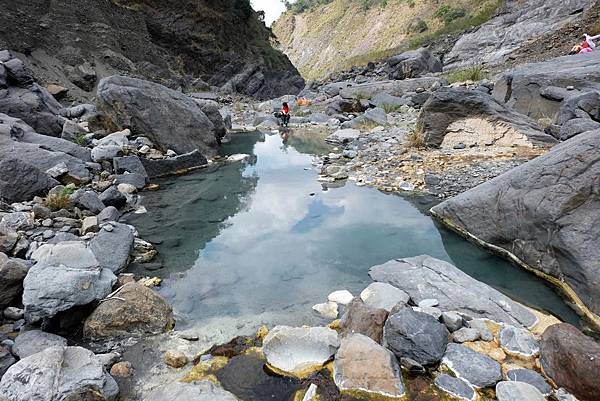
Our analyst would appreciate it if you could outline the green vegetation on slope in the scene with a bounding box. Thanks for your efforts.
[273,0,504,80]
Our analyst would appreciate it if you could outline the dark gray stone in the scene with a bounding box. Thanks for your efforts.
[114,173,146,190]
[113,156,148,178]
[506,368,552,395]
[383,307,449,366]
[0,253,28,309]
[97,206,121,223]
[431,130,600,318]
[386,48,442,80]
[97,76,218,155]
[559,117,600,140]
[434,374,475,401]
[89,223,134,274]
[70,190,105,214]
[140,150,207,179]
[442,343,502,388]
[0,346,15,378]
[370,256,538,328]
[98,187,126,209]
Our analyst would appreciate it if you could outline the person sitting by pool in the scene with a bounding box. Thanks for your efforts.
[570,33,600,54]
[277,102,290,127]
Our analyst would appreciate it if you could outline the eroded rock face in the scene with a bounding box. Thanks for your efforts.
[431,130,600,319]
[0,346,118,401]
[370,255,538,328]
[540,323,600,401]
[334,334,405,398]
[417,87,556,148]
[84,283,174,339]
[383,307,449,366]
[262,326,339,376]
[444,0,591,70]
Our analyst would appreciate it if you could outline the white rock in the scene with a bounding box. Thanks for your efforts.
[227,154,250,163]
[327,290,354,305]
[117,183,137,194]
[262,326,340,375]
[360,282,410,312]
[312,302,338,319]
[302,384,318,401]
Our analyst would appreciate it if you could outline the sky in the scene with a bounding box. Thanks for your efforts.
[251,0,287,26]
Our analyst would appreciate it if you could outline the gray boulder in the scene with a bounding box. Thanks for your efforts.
[496,381,546,401]
[370,255,538,328]
[98,187,127,209]
[506,368,552,395]
[370,92,409,108]
[0,55,65,137]
[386,48,442,80]
[417,87,556,148]
[383,307,449,366]
[334,334,405,398]
[0,158,58,203]
[363,107,387,126]
[442,343,502,388]
[23,241,116,320]
[0,253,28,309]
[12,330,67,359]
[0,346,118,401]
[83,283,174,339]
[499,325,539,357]
[97,206,121,223]
[434,374,475,401]
[339,298,388,343]
[326,128,360,144]
[193,99,227,141]
[70,189,105,214]
[452,327,480,343]
[140,150,208,179]
[147,381,237,401]
[96,76,218,156]
[112,156,148,179]
[89,223,134,274]
[431,130,600,320]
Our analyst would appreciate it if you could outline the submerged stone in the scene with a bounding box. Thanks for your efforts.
[262,326,339,377]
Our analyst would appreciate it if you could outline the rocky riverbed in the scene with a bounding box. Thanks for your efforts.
[1,40,600,401]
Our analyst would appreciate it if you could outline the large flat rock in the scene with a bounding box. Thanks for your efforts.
[431,130,600,321]
[369,255,538,328]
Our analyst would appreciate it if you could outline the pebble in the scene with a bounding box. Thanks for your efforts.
[3,307,24,320]
[110,361,133,377]
[164,350,189,368]
[418,298,439,308]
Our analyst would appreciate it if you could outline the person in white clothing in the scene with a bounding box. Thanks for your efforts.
[583,33,600,49]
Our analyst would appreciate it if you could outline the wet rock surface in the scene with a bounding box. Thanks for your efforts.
[370,255,538,328]
[441,343,502,388]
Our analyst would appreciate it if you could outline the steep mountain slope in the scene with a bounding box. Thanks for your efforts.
[272,0,503,80]
[273,0,592,81]
[0,0,304,100]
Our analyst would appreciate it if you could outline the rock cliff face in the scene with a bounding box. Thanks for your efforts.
[0,0,304,100]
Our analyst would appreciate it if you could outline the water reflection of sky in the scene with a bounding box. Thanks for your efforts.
[134,131,579,335]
